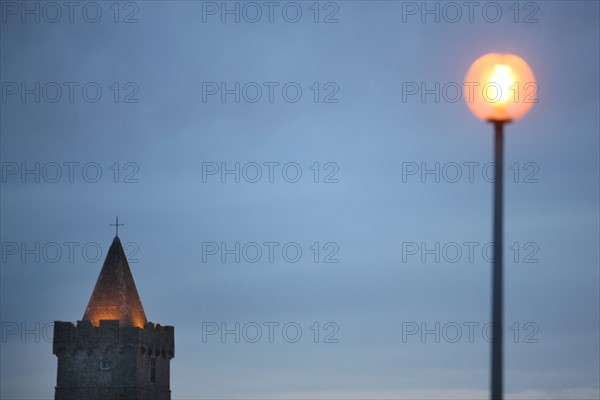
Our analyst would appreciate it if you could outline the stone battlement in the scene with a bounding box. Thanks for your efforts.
[53,320,174,359]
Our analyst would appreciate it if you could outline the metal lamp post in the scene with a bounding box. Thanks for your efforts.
[464,53,537,400]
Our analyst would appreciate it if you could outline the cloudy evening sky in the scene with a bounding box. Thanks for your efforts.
[1,1,599,399]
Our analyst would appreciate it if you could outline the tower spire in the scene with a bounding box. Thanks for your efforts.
[82,235,147,328]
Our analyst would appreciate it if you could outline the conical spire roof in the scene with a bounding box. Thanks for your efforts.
[82,236,147,328]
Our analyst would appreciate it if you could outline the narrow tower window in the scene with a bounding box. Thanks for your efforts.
[100,360,111,370]
[150,358,156,383]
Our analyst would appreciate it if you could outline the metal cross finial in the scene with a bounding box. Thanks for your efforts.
[110,216,124,237]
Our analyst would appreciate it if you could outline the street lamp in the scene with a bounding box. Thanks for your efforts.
[464,53,537,400]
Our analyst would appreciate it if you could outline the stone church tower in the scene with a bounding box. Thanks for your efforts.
[53,233,174,400]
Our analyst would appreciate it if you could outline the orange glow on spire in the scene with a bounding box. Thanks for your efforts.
[83,236,147,329]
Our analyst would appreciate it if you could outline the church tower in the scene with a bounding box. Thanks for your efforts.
[53,231,174,400]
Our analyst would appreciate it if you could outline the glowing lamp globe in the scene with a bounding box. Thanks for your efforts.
[464,53,537,122]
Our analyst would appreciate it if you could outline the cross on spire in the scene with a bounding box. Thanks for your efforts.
[110,216,124,237]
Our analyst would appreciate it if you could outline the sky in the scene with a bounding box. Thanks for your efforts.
[1,1,599,399]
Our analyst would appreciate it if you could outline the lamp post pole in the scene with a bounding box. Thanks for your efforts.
[491,120,505,400]
[465,52,536,400]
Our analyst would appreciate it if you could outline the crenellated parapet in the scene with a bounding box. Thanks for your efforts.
[53,320,174,360]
